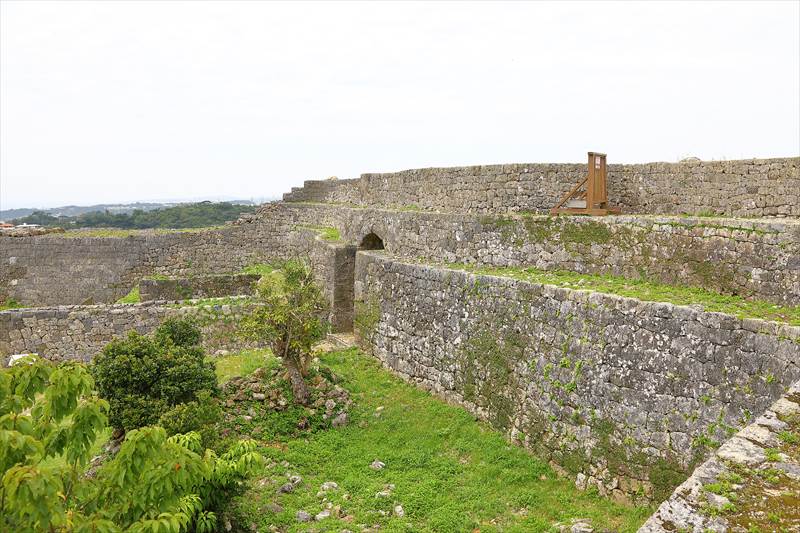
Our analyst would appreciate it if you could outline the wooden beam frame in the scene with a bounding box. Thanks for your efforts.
[550,152,620,216]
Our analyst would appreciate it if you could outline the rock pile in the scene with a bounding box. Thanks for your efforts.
[221,365,352,438]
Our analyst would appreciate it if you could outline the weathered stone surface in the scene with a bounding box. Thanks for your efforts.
[354,252,800,503]
[0,219,357,332]
[139,273,260,301]
[0,300,258,362]
[283,157,800,218]
[641,381,800,532]
[255,203,800,306]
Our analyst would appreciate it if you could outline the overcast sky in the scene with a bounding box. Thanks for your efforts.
[1,1,798,210]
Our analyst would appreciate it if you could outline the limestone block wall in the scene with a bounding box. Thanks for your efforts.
[641,381,800,532]
[262,203,800,306]
[139,274,260,302]
[283,157,800,217]
[0,224,283,306]
[354,252,800,503]
[0,300,259,364]
[0,205,330,305]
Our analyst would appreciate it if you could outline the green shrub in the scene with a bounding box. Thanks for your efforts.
[155,317,203,348]
[159,390,221,448]
[92,319,218,432]
[0,356,260,532]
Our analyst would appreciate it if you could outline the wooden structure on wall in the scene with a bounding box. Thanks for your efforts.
[550,152,621,216]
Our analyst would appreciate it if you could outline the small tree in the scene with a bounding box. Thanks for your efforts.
[240,259,329,405]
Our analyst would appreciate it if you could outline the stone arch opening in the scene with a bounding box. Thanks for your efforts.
[359,232,385,251]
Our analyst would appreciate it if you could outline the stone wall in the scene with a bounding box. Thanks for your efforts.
[283,157,800,217]
[641,380,800,532]
[260,203,800,306]
[0,223,288,306]
[0,299,259,364]
[354,252,800,503]
[139,273,260,302]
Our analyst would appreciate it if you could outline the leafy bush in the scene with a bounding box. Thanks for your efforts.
[0,356,260,532]
[92,319,217,432]
[159,390,222,448]
[155,317,203,348]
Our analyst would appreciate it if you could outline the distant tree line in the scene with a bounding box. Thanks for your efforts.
[10,202,257,229]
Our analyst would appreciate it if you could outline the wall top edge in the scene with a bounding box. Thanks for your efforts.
[336,156,798,180]
[357,251,800,336]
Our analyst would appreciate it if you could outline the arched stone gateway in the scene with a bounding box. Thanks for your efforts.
[359,232,385,251]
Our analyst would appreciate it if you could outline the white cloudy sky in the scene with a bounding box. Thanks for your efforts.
[1,1,798,209]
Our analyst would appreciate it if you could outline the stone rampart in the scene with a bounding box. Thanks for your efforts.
[139,273,260,302]
[354,252,800,503]
[261,203,800,306]
[283,157,800,217]
[0,299,259,364]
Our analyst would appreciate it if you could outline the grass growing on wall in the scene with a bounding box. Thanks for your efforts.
[445,264,800,326]
[56,227,224,238]
[241,263,277,276]
[0,298,25,311]
[115,286,140,304]
[296,224,342,241]
[220,347,651,532]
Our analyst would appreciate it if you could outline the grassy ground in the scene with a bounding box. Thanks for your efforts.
[218,348,651,532]
[296,224,342,241]
[444,263,800,326]
[55,227,224,238]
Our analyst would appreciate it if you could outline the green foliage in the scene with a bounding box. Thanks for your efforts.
[12,202,255,229]
[158,390,221,449]
[241,263,276,276]
[240,260,329,404]
[91,319,217,431]
[1,356,260,533]
[116,286,141,304]
[0,297,25,311]
[778,430,799,445]
[154,318,203,348]
[296,224,341,241]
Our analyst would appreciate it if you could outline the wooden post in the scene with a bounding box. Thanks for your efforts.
[550,152,620,216]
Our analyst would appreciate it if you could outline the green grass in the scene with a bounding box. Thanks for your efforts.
[296,224,341,241]
[56,227,223,238]
[0,298,25,311]
[173,295,255,308]
[444,264,800,326]
[115,286,140,304]
[213,348,275,383]
[223,348,650,532]
[241,263,277,276]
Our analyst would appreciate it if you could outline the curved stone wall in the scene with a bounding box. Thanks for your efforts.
[284,157,800,217]
[354,252,800,503]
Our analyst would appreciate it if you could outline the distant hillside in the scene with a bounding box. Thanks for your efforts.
[8,201,259,229]
[0,198,264,221]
